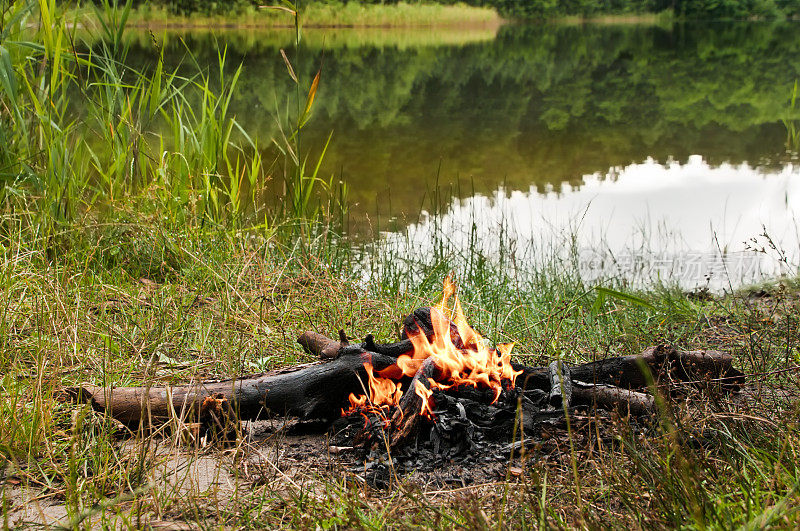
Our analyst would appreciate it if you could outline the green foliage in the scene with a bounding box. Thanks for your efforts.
[0,0,345,253]
[166,0,258,16]
[489,0,798,18]
[492,0,658,17]
[674,0,783,18]
[87,0,800,19]
[491,0,796,18]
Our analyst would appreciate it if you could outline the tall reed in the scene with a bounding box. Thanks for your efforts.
[267,0,347,245]
[0,0,344,252]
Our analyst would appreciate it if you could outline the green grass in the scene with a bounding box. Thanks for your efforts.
[1,207,799,527]
[2,0,800,527]
[90,24,500,50]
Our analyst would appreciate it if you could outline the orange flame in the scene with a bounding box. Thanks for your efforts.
[345,277,522,419]
[415,379,435,416]
[343,362,403,416]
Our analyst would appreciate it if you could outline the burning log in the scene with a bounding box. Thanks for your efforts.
[389,357,440,449]
[68,351,399,427]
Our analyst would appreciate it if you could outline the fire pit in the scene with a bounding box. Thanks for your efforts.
[331,280,549,454]
[70,277,745,481]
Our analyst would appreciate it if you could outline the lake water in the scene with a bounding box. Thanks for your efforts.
[130,21,800,290]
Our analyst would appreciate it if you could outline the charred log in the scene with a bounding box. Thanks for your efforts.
[389,357,441,449]
[401,307,464,348]
[513,345,743,392]
[565,345,744,391]
[69,352,399,427]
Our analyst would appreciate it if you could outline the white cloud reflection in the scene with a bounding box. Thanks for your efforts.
[385,156,800,290]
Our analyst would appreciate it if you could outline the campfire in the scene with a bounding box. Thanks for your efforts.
[337,277,524,452]
[69,277,745,477]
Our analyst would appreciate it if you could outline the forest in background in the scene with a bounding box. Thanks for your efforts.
[77,0,800,21]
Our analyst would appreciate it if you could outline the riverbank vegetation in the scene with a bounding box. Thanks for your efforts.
[71,0,800,24]
[107,2,501,28]
[2,0,799,527]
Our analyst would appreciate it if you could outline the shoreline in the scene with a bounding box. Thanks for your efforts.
[84,3,504,30]
[122,20,506,30]
[61,4,676,33]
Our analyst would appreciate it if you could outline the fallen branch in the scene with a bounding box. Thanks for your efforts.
[572,381,655,416]
[68,351,398,426]
[297,330,349,359]
[297,331,417,360]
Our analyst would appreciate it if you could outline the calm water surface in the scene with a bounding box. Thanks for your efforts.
[132,21,800,289]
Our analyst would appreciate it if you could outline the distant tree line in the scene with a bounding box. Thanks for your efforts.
[122,0,800,19]
[490,0,799,18]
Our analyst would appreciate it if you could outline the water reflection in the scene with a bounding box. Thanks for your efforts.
[387,156,800,289]
[117,21,800,286]
[123,20,800,224]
